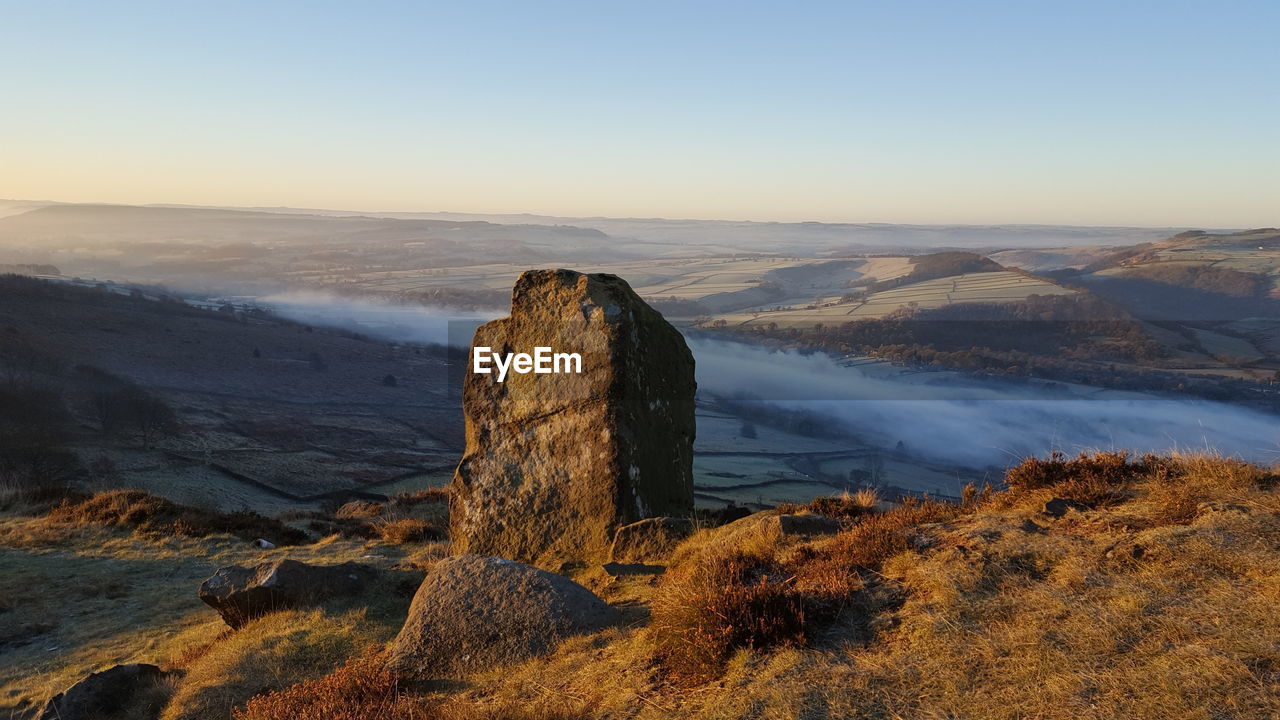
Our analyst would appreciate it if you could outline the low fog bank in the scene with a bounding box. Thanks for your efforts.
[689,338,1280,468]
[257,291,501,347]
[250,297,1279,470]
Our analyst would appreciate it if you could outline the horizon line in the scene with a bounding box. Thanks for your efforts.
[1,197,1249,233]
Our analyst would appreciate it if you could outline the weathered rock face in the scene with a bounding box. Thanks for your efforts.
[39,664,172,720]
[450,269,696,567]
[198,559,375,628]
[388,554,618,679]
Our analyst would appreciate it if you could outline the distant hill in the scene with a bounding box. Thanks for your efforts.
[1058,229,1280,325]
[0,204,629,292]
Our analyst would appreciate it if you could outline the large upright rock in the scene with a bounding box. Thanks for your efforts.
[450,269,696,567]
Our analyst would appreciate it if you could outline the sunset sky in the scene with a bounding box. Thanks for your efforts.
[2,0,1276,227]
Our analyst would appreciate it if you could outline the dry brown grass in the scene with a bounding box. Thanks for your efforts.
[512,453,1280,717]
[41,489,309,544]
[0,514,418,717]
[652,549,807,682]
[652,494,960,682]
[233,650,409,720]
[160,609,387,720]
[307,493,447,545]
[375,517,442,544]
[234,649,590,720]
[819,454,1280,719]
[780,487,881,518]
[651,452,1280,698]
[1002,450,1161,507]
[12,452,1280,719]
[813,496,959,572]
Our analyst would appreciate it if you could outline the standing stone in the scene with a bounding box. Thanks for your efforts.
[450,269,696,568]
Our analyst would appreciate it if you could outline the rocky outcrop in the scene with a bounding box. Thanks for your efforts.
[450,269,696,568]
[686,512,844,558]
[198,559,375,628]
[388,554,618,679]
[609,517,695,563]
[39,664,172,720]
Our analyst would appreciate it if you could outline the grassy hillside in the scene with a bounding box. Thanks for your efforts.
[0,274,461,511]
[5,452,1278,719]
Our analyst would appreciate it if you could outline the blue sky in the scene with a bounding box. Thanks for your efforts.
[1,1,1276,226]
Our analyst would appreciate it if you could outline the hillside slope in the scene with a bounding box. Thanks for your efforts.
[5,453,1277,719]
[0,275,460,511]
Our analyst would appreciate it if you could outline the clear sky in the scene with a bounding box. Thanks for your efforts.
[1,1,1276,227]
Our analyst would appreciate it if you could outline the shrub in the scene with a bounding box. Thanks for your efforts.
[88,381,180,446]
[234,649,591,719]
[1146,454,1277,525]
[781,488,880,519]
[162,610,378,720]
[1004,451,1149,506]
[313,495,446,544]
[335,500,384,519]
[817,496,959,573]
[233,650,409,720]
[652,551,806,682]
[375,518,442,544]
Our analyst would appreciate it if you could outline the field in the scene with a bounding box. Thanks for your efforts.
[1,277,983,522]
[714,270,1075,329]
[340,260,1073,333]
[343,257,916,315]
[692,408,973,508]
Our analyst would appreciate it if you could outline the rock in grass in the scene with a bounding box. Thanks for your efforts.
[39,664,172,720]
[198,559,375,629]
[776,514,842,536]
[602,561,665,577]
[389,554,618,679]
[609,516,695,563]
[450,269,696,568]
[1043,497,1089,518]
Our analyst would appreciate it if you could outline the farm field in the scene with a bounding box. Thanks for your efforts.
[335,256,918,316]
[713,270,1075,329]
[689,408,978,509]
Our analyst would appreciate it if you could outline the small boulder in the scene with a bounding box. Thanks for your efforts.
[1018,518,1046,534]
[1196,501,1251,516]
[776,514,843,536]
[199,559,375,629]
[1043,498,1089,518]
[609,517,694,563]
[601,561,665,577]
[389,554,617,679]
[721,512,842,542]
[39,664,172,720]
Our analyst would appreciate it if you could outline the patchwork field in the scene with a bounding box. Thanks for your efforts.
[339,256,918,316]
[690,410,973,509]
[714,270,1075,329]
